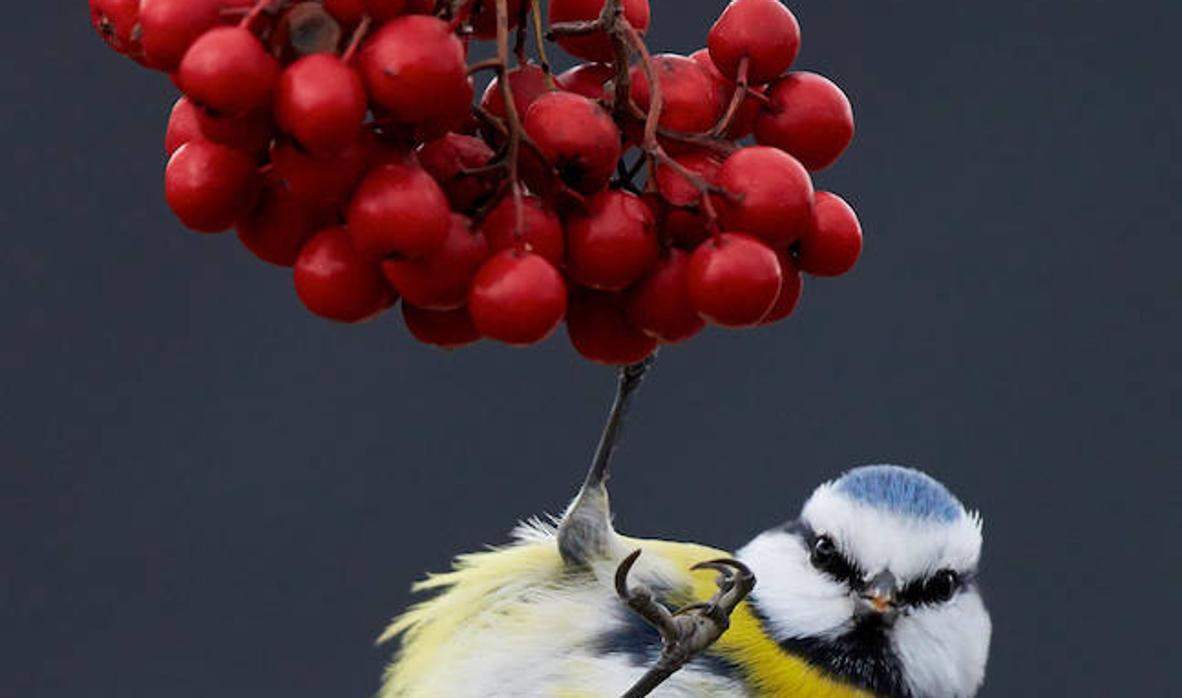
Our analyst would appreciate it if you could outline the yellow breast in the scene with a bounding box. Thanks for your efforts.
[640,538,874,698]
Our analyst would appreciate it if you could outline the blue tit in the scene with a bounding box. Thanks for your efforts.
[379,362,991,697]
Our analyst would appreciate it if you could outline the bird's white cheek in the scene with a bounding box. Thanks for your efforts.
[738,532,856,640]
[892,591,992,698]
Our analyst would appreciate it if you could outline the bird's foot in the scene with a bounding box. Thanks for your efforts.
[614,550,756,698]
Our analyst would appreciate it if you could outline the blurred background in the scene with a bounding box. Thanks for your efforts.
[2,1,1179,695]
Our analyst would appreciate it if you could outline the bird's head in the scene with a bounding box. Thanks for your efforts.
[737,465,991,698]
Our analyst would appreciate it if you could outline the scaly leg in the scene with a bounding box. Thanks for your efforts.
[557,355,657,567]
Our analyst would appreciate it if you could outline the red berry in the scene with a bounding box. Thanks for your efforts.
[89,0,140,56]
[270,135,373,207]
[687,233,782,327]
[690,48,763,139]
[470,0,525,39]
[193,105,274,155]
[478,195,565,266]
[718,146,814,247]
[567,190,659,291]
[360,16,473,130]
[755,72,855,171]
[631,54,724,134]
[708,0,801,85]
[179,27,281,116]
[549,0,651,62]
[165,96,202,155]
[417,134,499,211]
[567,290,657,365]
[481,64,550,122]
[346,162,451,259]
[381,214,489,310]
[323,0,366,25]
[469,250,568,345]
[402,304,482,348]
[760,251,803,324]
[555,63,614,101]
[363,0,408,22]
[138,0,222,71]
[164,141,262,233]
[653,150,723,247]
[524,92,621,195]
[236,185,332,267]
[403,0,435,12]
[294,227,396,323]
[275,54,368,156]
[626,249,705,343]
[798,191,862,277]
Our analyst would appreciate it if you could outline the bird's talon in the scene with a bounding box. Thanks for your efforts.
[615,549,757,698]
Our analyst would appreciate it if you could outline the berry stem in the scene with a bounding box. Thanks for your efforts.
[613,16,725,235]
[494,0,527,242]
[239,0,277,30]
[341,16,373,64]
[529,0,558,91]
[711,56,749,138]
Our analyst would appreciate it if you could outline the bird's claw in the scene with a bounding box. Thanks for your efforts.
[615,550,757,698]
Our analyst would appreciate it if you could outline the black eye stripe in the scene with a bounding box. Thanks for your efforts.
[787,520,977,603]
[808,533,865,587]
[899,569,963,606]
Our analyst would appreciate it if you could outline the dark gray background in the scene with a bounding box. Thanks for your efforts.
[2,1,1179,695]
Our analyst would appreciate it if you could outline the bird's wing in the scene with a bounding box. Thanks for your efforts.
[379,522,752,698]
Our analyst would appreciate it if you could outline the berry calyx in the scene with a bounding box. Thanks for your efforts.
[524,92,622,196]
[687,232,782,327]
[469,250,568,346]
[89,0,141,56]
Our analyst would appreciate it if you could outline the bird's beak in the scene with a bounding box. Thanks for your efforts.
[857,571,899,623]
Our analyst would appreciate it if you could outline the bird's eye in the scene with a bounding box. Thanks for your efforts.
[924,569,960,602]
[810,535,838,568]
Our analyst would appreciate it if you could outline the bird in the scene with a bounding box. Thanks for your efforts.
[378,360,991,697]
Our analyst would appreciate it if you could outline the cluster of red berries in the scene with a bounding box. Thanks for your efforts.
[89,0,861,365]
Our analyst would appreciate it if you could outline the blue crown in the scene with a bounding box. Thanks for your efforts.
[834,465,963,522]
